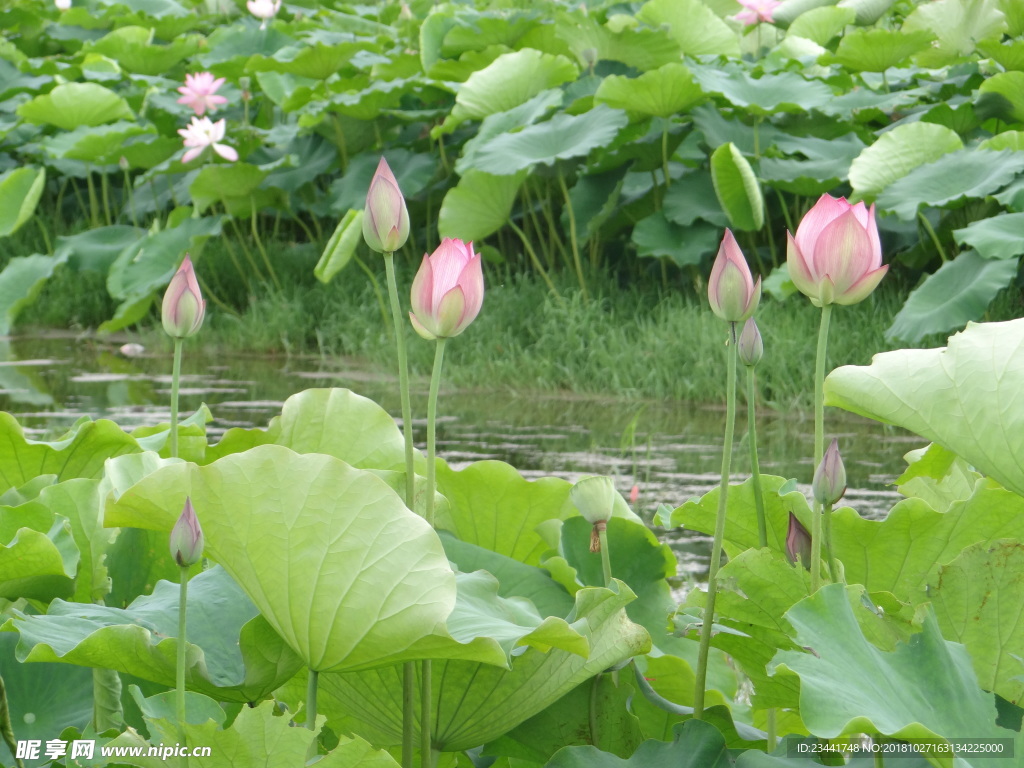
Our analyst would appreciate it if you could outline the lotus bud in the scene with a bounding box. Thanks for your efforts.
[571,475,620,553]
[708,229,761,323]
[161,255,205,339]
[785,512,811,568]
[409,238,484,339]
[169,497,204,567]
[362,157,410,254]
[787,194,888,307]
[812,438,847,506]
[737,317,763,367]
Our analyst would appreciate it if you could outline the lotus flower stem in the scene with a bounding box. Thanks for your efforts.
[509,221,560,301]
[33,216,53,255]
[249,202,281,290]
[170,339,183,459]
[382,251,417,768]
[917,211,947,262]
[746,366,767,549]
[306,669,318,731]
[121,167,139,229]
[420,662,432,768]
[599,524,612,587]
[661,120,671,192]
[176,564,188,767]
[86,169,100,227]
[101,172,113,226]
[226,215,266,283]
[694,321,739,719]
[556,167,589,300]
[822,501,839,582]
[811,304,833,592]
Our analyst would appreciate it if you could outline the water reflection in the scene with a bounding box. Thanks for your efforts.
[2,333,915,576]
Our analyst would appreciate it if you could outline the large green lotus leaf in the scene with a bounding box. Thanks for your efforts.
[1,566,302,702]
[321,582,650,751]
[771,0,839,28]
[903,0,1007,66]
[456,89,564,174]
[563,167,628,245]
[636,0,740,57]
[826,319,1024,498]
[688,64,834,115]
[631,214,721,267]
[594,63,705,119]
[823,28,934,72]
[928,540,1024,704]
[953,212,1024,260]
[884,250,1017,343]
[108,698,398,768]
[437,169,528,241]
[554,15,681,72]
[440,533,574,618]
[786,6,856,45]
[258,41,375,80]
[848,122,962,202]
[771,584,1011,762]
[839,0,896,25]
[710,142,764,232]
[40,122,154,165]
[84,26,198,75]
[472,105,629,175]
[104,445,456,672]
[0,633,93,768]
[833,482,1024,602]
[541,720,732,768]
[663,171,728,227]
[189,164,267,216]
[0,252,66,336]
[441,49,577,132]
[485,675,644,762]
[977,39,1024,72]
[17,83,133,130]
[684,548,806,709]
[894,443,981,513]
[0,512,77,601]
[434,459,572,567]
[876,150,1024,221]
[0,166,45,237]
[668,475,812,562]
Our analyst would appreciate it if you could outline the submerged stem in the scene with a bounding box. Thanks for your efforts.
[694,322,738,718]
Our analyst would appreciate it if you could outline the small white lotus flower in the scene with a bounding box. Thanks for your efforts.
[54,0,71,10]
[177,116,238,164]
[247,0,281,28]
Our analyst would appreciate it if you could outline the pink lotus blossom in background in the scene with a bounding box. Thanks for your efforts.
[177,72,228,116]
[178,117,238,163]
[734,0,781,26]
[247,0,281,27]
[409,238,484,340]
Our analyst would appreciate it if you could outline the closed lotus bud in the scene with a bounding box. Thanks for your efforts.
[737,317,763,367]
[708,229,761,323]
[813,438,847,506]
[362,157,410,253]
[169,497,204,567]
[161,255,205,339]
[570,475,617,524]
[785,512,811,568]
[409,238,484,339]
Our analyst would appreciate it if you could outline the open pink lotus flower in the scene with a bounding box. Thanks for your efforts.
[409,238,484,340]
[708,229,761,323]
[787,194,888,307]
[177,72,228,117]
[734,0,782,26]
[178,117,238,164]
[162,254,205,339]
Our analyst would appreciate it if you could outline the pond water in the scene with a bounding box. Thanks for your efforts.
[0,333,917,578]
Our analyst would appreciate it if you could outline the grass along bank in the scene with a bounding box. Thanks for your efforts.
[19,235,999,409]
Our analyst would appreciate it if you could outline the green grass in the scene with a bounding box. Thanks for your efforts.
[15,231,1023,409]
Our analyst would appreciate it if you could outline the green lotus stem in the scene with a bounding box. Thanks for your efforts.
[556,167,589,300]
[86,169,100,227]
[694,321,739,719]
[661,120,671,191]
[33,216,53,255]
[250,202,282,290]
[598,525,612,587]
[766,708,776,752]
[382,251,417,768]
[746,366,767,549]
[121,166,139,229]
[811,304,833,592]
[508,221,561,302]
[226,215,265,284]
[170,338,183,460]
[420,661,432,768]
[306,669,318,731]
[176,564,188,768]
[918,211,947,262]
[101,172,113,226]
[426,338,446,527]
[823,501,839,582]
[589,675,601,745]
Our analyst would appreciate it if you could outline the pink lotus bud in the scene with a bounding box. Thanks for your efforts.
[409,238,484,339]
[176,72,228,117]
[812,438,847,507]
[708,229,761,323]
[787,194,888,307]
[733,0,782,25]
[162,255,205,339]
[785,512,811,568]
[737,317,763,367]
[169,497,204,567]
[362,157,410,254]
